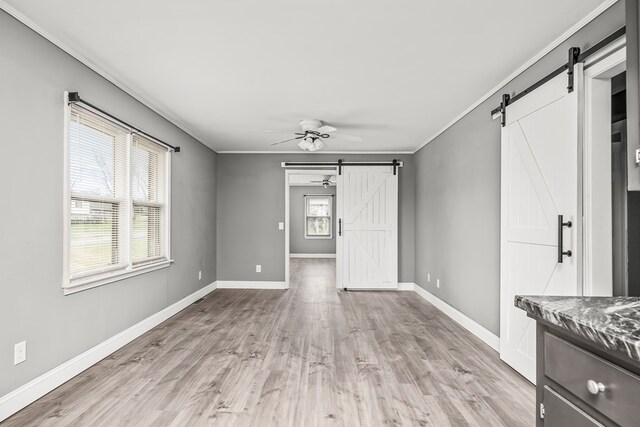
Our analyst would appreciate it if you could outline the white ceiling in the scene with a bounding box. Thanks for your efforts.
[4,0,608,152]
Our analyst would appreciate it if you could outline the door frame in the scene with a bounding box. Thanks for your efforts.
[284,168,336,289]
[581,37,626,296]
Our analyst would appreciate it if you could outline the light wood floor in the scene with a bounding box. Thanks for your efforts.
[4,259,534,426]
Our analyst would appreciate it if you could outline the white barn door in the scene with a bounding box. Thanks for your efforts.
[337,166,398,289]
[500,70,582,383]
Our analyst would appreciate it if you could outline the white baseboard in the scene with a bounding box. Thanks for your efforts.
[0,281,218,423]
[289,253,336,259]
[397,282,415,291]
[216,281,287,289]
[412,284,500,352]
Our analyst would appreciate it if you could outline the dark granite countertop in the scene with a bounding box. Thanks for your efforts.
[515,295,640,363]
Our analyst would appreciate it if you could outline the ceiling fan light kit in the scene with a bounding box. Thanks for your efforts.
[297,137,324,152]
[267,119,362,152]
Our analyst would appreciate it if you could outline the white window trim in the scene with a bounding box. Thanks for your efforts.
[62,92,173,295]
[304,194,333,240]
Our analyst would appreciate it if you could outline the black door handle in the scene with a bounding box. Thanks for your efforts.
[558,214,572,263]
[338,218,342,236]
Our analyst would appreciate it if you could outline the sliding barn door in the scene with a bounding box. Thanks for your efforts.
[500,70,582,383]
[337,166,398,289]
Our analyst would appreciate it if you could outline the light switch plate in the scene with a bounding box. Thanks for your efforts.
[278,222,284,230]
[636,148,640,164]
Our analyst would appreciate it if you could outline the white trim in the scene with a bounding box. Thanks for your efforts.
[397,282,414,291]
[583,35,626,68]
[0,1,211,149]
[218,151,414,154]
[216,281,287,289]
[290,253,336,258]
[63,260,173,295]
[62,92,71,288]
[0,281,218,423]
[412,0,619,154]
[582,43,626,297]
[413,284,500,352]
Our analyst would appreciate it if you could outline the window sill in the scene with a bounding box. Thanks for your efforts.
[63,260,173,295]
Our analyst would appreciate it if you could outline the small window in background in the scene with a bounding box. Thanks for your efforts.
[304,195,333,239]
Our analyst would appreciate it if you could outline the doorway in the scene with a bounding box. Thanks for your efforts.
[284,169,336,289]
[284,164,400,291]
[582,41,627,296]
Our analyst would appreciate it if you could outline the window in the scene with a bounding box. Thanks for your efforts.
[304,195,333,239]
[65,104,170,292]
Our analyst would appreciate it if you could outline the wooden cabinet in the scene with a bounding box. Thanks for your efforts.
[543,386,603,427]
[536,323,640,426]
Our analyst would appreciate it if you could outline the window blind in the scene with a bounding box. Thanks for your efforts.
[66,103,170,288]
[69,105,129,277]
[131,134,167,265]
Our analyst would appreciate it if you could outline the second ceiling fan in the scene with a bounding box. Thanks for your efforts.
[267,119,362,152]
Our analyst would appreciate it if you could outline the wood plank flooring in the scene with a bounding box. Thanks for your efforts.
[4,259,534,426]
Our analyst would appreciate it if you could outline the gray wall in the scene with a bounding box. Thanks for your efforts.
[0,11,217,397]
[290,186,336,254]
[413,2,625,335]
[217,154,414,283]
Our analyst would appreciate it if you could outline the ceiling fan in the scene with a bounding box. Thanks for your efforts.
[267,119,362,152]
[309,175,336,188]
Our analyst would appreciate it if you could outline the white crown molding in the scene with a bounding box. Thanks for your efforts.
[0,281,218,422]
[216,151,414,154]
[0,0,214,151]
[413,284,500,351]
[412,0,619,154]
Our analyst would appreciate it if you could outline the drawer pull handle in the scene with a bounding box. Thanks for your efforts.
[587,380,606,395]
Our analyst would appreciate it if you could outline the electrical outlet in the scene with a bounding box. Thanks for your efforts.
[14,341,26,365]
[256,265,261,273]
[278,222,284,230]
[436,279,440,288]
[427,273,431,282]
[198,270,202,280]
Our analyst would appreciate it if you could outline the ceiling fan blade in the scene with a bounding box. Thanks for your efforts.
[265,130,296,134]
[317,125,336,133]
[269,136,301,146]
[330,133,362,142]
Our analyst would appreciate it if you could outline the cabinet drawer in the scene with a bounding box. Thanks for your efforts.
[544,386,603,427]
[544,332,640,427]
